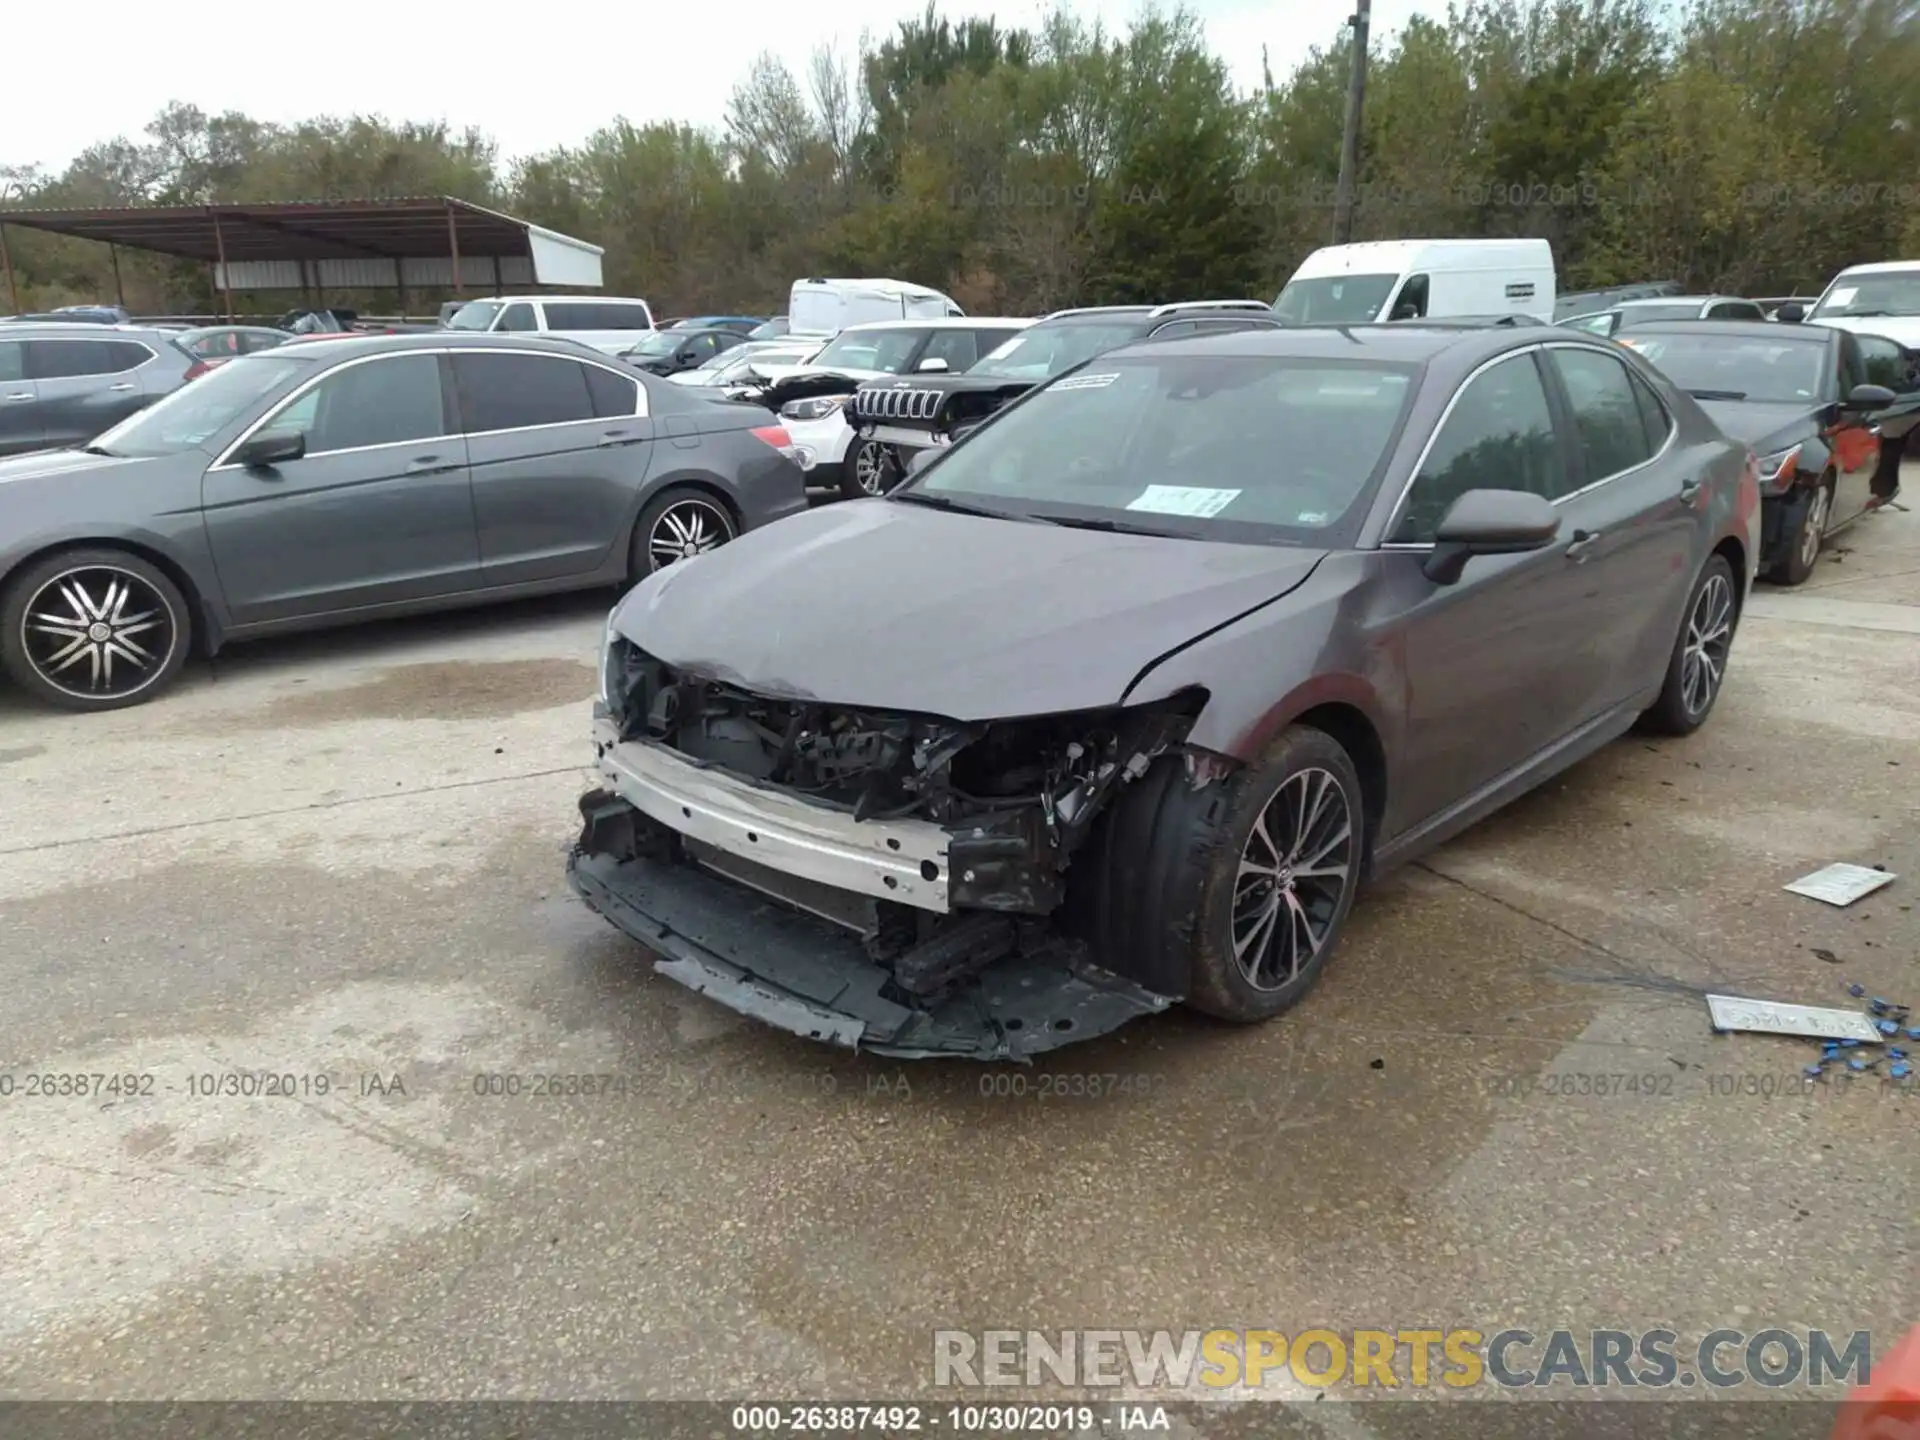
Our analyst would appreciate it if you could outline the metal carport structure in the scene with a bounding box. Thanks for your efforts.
[0,196,604,317]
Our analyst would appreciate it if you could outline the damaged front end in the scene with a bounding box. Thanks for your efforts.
[566,637,1199,1059]
[847,376,1036,456]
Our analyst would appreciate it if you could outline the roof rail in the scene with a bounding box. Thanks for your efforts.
[1039,305,1146,321]
[1145,299,1275,319]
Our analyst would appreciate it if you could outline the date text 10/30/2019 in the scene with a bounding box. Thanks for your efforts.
[730,1405,1169,1432]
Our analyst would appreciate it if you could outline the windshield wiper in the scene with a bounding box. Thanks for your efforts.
[1685,389,1749,401]
[1021,512,1193,539]
[889,490,1027,521]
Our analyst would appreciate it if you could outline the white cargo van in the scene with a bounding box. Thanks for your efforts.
[1273,239,1555,325]
[788,278,965,338]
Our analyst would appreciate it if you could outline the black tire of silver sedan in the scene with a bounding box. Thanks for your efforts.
[1184,726,1366,1023]
[0,548,191,712]
[1642,552,1738,736]
[630,487,738,578]
[839,438,901,500]
[1767,475,1832,586]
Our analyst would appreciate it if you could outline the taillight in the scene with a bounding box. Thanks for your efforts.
[182,360,211,382]
[750,424,807,466]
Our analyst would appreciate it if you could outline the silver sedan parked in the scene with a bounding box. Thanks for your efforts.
[0,333,808,711]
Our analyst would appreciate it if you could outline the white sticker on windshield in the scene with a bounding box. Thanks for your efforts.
[1053,372,1120,391]
[1127,485,1241,518]
[1825,287,1857,308]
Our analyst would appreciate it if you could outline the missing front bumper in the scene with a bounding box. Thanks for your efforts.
[566,799,1171,1061]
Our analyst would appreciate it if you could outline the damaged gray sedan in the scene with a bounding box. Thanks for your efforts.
[568,324,1761,1059]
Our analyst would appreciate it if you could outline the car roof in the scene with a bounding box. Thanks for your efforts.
[460,294,653,306]
[1115,322,1554,365]
[1831,260,1920,278]
[0,321,183,341]
[837,317,1031,333]
[1622,319,1831,342]
[246,331,634,363]
[1617,295,1754,309]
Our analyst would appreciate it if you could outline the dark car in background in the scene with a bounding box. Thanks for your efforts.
[0,333,808,711]
[665,316,763,332]
[570,323,1759,1059]
[847,302,1282,475]
[1620,320,1919,583]
[622,324,754,376]
[0,323,197,457]
[1558,295,1768,337]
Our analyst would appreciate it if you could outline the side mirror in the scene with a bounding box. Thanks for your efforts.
[917,357,950,373]
[905,448,939,477]
[235,428,305,468]
[1420,489,1561,585]
[1845,383,1896,410]
[1774,303,1805,323]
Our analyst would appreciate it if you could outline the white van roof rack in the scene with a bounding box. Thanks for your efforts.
[1146,300,1274,319]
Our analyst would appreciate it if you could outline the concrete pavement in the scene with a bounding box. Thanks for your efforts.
[2,487,1915,1420]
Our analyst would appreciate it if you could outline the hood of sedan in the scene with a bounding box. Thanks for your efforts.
[1694,400,1818,454]
[0,447,126,484]
[615,500,1329,720]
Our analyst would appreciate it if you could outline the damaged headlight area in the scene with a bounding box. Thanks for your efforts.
[574,638,1214,1059]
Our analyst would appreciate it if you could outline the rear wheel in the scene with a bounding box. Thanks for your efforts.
[1768,476,1831,586]
[839,438,900,499]
[629,487,737,578]
[0,548,192,711]
[1642,553,1737,736]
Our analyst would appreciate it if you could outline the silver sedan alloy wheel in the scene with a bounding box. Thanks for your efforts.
[1798,484,1829,572]
[648,498,734,569]
[1680,569,1735,717]
[21,565,179,702]
[1231,766,1355,991]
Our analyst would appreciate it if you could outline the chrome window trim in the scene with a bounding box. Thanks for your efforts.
[23,335,158,378]
[209,345,647,469]
[1375,339,1676,550]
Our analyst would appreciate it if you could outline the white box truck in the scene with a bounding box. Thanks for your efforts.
[1273,239,1556,325]
[788,278,965,338]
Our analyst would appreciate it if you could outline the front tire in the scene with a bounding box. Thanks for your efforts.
[839,438,900,500]
[0,547,192,711]
[630,486,738,579]
[1642,553,1737,736]
[1768,476,1831,586]
[1184,727,1366,1023]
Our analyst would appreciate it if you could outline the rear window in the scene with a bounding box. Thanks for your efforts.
[913,355,1417,544]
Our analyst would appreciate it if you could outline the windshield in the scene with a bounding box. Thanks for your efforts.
[1813,268,1920,319]
[968,323,1143,381]
[447,301,504,332]
[810,328,924,374]
[1272,274,1398,325]
[907,355,1416,543]
[1618,334,1828,404]
[89,355,309,458]
[626,331,684,358]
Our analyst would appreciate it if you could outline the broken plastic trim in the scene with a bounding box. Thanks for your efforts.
[566,840,1172,1061]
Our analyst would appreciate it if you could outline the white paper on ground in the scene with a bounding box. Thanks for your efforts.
[1126,485,1240,518]
[1783,863,1896,906]
[1705,994,1883,1043]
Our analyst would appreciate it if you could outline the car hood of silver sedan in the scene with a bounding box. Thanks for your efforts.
[612,498,1329,720]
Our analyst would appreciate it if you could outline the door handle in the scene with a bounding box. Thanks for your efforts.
[108,382,137,393]
[406,455,458,474]
[4,392,31,402]
[1678,476,1703,505]
[597,429,636,447]
[1565,528,1603,559]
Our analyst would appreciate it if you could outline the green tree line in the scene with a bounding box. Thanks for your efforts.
[3,0,1916,317]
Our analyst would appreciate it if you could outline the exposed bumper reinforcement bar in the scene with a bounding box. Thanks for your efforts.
[566,823,1172,1061]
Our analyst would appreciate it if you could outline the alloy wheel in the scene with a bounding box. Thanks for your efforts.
[647,499,733,569]
[1231,767,1355,991]
[853,441,895,496]
[1680,570,1734,717]
[1798,485,1829,571]
[20,566,179,702]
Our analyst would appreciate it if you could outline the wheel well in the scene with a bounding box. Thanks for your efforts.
[1293,702,1386,862]
[1711,536,1747,617]
[628,479,744,581]
[2,539,215,656]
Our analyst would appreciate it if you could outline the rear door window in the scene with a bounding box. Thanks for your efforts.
[26,339,140,379]
[0,340,23,382]
[1853,335,1913,392]
[454,352,596,432]
[1547,347,1660,482]
[544,303,651,330]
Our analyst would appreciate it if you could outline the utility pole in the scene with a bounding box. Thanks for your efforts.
[1332,0,1372,245]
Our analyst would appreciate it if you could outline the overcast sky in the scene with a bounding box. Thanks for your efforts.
[3,0,1427,178]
